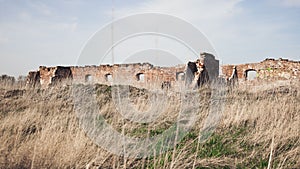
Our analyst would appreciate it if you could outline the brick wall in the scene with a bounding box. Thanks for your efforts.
[26,53,220,90]
[222,58,300,82]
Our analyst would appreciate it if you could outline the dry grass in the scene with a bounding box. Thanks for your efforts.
[0,80,299,168]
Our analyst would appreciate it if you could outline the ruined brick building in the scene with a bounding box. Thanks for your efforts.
[26,52,299,90]
[222,58,300,83]
[27,53,219,90]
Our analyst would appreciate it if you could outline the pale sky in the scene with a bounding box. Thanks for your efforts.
[0,0,300,76]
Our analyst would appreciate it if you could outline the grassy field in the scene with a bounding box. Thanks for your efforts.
[0,80,299,168]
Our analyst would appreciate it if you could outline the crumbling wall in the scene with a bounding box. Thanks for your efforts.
[185,61,209,88]
[39,66,57,87]
[26,71,40,87]
[27,66,72,88]
[26,52,220,90]
[26,55,300,89]
[226,66,238,88]
[222,58,300,82]
[51,66,72,85]
[69,63,186,89]
[200,53,219,80]
[185,53,219,88]
[185,61,199,87]
[71,63,154,87]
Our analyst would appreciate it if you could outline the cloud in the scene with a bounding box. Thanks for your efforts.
[114,0,243,23]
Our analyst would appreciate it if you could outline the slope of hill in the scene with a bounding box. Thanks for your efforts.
[0,81,299,168]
